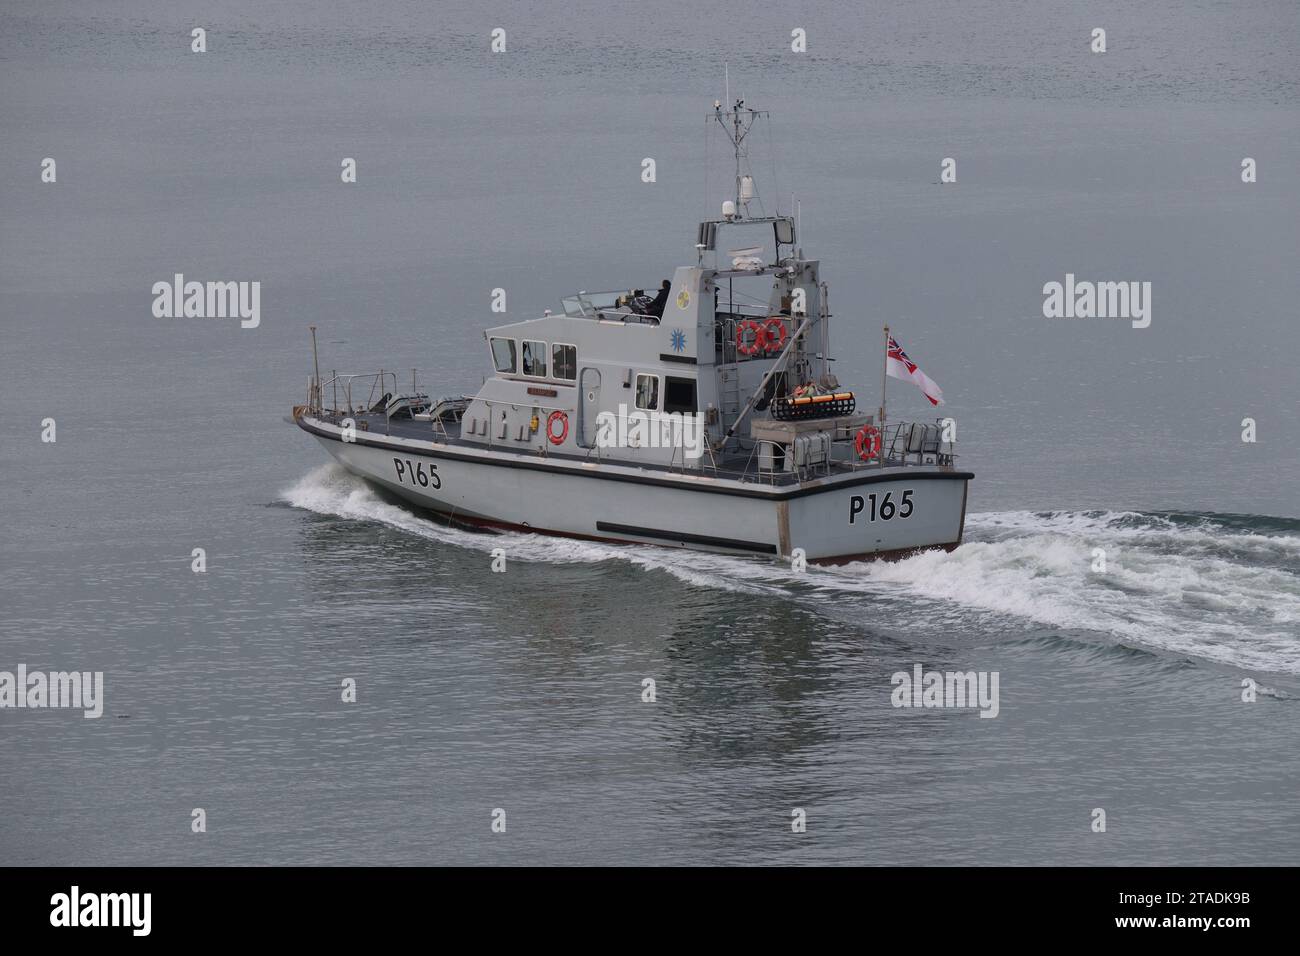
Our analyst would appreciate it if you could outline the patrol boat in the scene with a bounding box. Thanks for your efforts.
[291,101,972,563]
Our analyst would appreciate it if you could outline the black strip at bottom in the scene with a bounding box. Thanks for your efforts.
[596,521,777,554]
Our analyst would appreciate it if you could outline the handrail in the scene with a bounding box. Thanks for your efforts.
[593,308,660,325]
[713,313,791,365]
[311,369,436,436]
[304,369,955,480]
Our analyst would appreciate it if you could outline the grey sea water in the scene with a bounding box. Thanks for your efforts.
[1,0,1298,865]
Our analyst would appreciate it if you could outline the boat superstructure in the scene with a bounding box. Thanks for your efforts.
[291,101,972,562]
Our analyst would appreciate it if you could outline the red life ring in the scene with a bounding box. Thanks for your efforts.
[546,410,569,445]
[854,424,881,461]
[736,320,765,356]
[762,317,788,353]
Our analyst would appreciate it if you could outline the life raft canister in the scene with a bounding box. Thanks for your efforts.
[854,423,881,461]
[762,316,788,353]
[736,320,765,356]
[546,410,569,445]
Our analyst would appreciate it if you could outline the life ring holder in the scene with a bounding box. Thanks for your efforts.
[762,317,788,353]
[546,410,569,445]
[854,424,881,461]
[735,320,765,356]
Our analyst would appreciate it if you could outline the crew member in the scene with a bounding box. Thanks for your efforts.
[647,279,671,318]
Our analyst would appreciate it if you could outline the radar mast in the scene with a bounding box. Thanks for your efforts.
[712,98,767,219]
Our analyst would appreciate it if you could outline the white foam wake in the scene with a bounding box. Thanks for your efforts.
[841,510,1300,674]
[280,464,782,594]
[282,467,1300,674]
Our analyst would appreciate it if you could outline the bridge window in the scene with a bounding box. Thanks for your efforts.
[664,376,697,414]
[490,337,516,374]
[552,343,577,381]
[521,340,547,377]
[635,373,659,411]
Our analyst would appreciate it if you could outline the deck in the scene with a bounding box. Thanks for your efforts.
[304,407,958,489]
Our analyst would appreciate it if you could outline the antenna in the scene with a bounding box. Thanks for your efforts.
[711,94,765,218]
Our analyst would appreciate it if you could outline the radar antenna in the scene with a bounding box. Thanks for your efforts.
[712,97,766,218]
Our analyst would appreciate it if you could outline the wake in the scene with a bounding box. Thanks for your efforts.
[282,466,1300,674]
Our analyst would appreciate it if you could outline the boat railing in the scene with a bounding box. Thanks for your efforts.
[709,419,956,483]
[313,370,393,416]
[593,308,660,325]
[561,290,656,318]
[713,313,791,364]
[664,434,720,475]
[581,417,955,483]
[311,369,436,434]
[303,371,955,476]
[855,420,957,470]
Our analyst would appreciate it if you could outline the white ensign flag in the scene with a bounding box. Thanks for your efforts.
[886,335,945,406]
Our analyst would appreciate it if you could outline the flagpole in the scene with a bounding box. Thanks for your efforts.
[880,325,889,428]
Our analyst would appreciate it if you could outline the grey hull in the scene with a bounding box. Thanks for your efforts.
[303,417,970,562]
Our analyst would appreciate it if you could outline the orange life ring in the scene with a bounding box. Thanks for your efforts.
[546,410,568,445]
[854,424,881,461]
[736,320,765,356]
[762,317,788,353]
